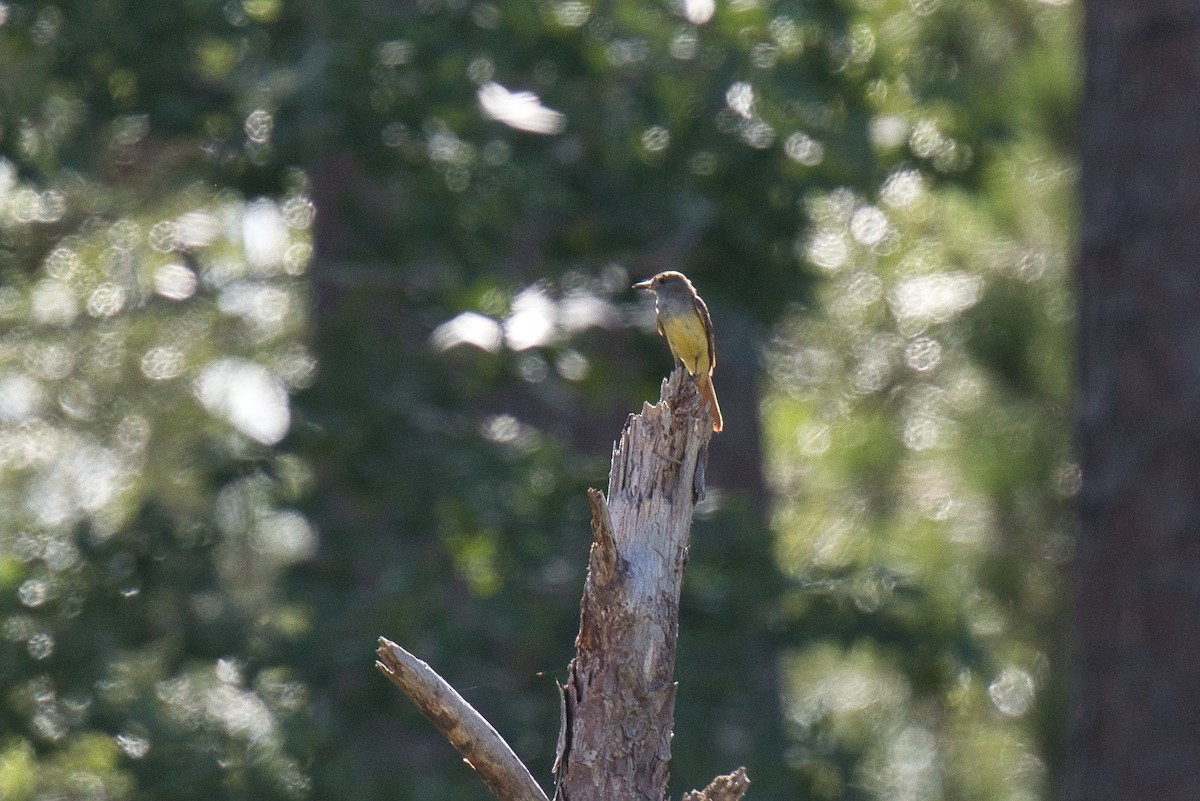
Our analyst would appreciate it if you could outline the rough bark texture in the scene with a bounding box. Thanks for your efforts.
[554,369,715,801]
[1070,2,1200,799]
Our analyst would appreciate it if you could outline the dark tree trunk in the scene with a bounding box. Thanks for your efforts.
[1070,2,1200,799]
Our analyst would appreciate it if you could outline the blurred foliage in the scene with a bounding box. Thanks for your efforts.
[0,0,1075,800]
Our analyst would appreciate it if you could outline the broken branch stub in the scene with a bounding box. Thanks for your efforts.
[376,638,549,801]
[682,768,751,801]
[554,369,721,801]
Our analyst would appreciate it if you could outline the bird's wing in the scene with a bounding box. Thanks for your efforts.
[693,293,716,374]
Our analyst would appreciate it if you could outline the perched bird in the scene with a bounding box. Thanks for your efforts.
[633,271,723,433]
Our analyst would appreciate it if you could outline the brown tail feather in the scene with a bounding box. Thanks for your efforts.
[698,376,723,433]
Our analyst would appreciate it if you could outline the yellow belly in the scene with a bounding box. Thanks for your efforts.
[659,310,711,377]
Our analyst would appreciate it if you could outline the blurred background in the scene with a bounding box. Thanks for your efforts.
[0,0,1076,798]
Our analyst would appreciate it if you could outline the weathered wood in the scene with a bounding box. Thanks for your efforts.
[682,768,751,801]
[553,368,717,801]
[375,638,549,801]
[377,366,748,801]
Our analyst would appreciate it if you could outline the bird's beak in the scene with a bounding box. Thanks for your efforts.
[632,279,654,291]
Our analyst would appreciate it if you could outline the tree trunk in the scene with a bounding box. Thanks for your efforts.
[553,369,714,801]
[378,370,748,801]
[1070,3,1200,798]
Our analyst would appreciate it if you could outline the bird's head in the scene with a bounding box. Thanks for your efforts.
[633,271,692,294]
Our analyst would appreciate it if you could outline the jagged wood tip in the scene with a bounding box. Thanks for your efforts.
[586,487,619,587]
[682,767,751,801]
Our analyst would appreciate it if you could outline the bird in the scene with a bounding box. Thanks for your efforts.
[633,270,723,433]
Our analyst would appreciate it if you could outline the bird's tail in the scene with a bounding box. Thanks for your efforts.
[698,375,723,433]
